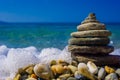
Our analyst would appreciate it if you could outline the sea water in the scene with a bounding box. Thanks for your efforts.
[0,23,120,79]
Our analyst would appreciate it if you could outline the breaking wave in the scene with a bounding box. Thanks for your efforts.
[0,45,72,80]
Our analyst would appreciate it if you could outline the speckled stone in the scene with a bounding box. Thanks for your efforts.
[68,45,114,55]
[81,13,99,24]
[72,54,120,66]
[77,23,106,31]
[71,30,111,38]
[68,37,109,46]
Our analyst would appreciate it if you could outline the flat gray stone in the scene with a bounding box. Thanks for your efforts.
[71,30,111,38]
[68,37,109,46]
[77,23,106,31]
[71,54,120,66]
[68,45,114,55]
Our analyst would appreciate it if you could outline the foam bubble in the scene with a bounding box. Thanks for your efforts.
[38,47,62,64]
[38,46,72,64]
[0,45,9,56]
[59,46,72,63]
[6,47,39,75]
[39,47,61,58]
[0,55,9,79]
[110,48,120,55]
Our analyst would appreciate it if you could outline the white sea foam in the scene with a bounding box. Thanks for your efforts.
[111,48,120,55]
[0,45,9,56]
[0,45,72,80]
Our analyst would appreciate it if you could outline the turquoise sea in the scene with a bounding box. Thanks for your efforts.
[0,23,120,49]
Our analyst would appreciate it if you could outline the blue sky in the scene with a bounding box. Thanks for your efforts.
[0,0,120,23]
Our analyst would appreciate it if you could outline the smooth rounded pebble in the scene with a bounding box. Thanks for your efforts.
[77,23,106,31]
[74,71,89,80]
[87,61,98,74]
[78,66,95,80]
[105,66,115,74]
[78,63,88,71]
[51,64,64,74]
[105,73,118,80]
[33,63,50,80]
[98,67,106,79]
[115,68,120,76]
[71,30,111,38]
[81,13,100,24]
[68,65,77,73]
[74,71,82,79]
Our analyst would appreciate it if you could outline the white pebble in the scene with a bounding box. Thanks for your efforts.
[78,63,88,71]
[87,61,98,74]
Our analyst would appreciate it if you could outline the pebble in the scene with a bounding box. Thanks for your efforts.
[63,66,71,74]
[74,71,82,79]
[105,66,115,74]
[51,64,64,75]
[26,78,37,80]
[98,67,106,79]
[59,74,71,80]
[33,63,51,80]
[67,77,76,80]
[14,74,21,80]
[57,59,69,66]
[74,71,90,80]
[50,60,57,66]
[31,74,38,79]
[78,63,88,71]
[115,68,120,76]
[71,60,78,67]
[68,65,77,73]
[105,73,118,80]
[26,66,34,75]
[20,74,29,80]
[78,65,95,80]
[87,61,98,74]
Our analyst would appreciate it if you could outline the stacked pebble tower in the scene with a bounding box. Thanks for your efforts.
[68,13,120,66]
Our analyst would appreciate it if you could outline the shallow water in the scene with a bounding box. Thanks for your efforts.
[0,23,119,49]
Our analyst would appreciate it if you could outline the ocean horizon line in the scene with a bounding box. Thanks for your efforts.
[0,21,120,25]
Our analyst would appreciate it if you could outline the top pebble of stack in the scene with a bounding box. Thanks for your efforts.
[77,13,106,31]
